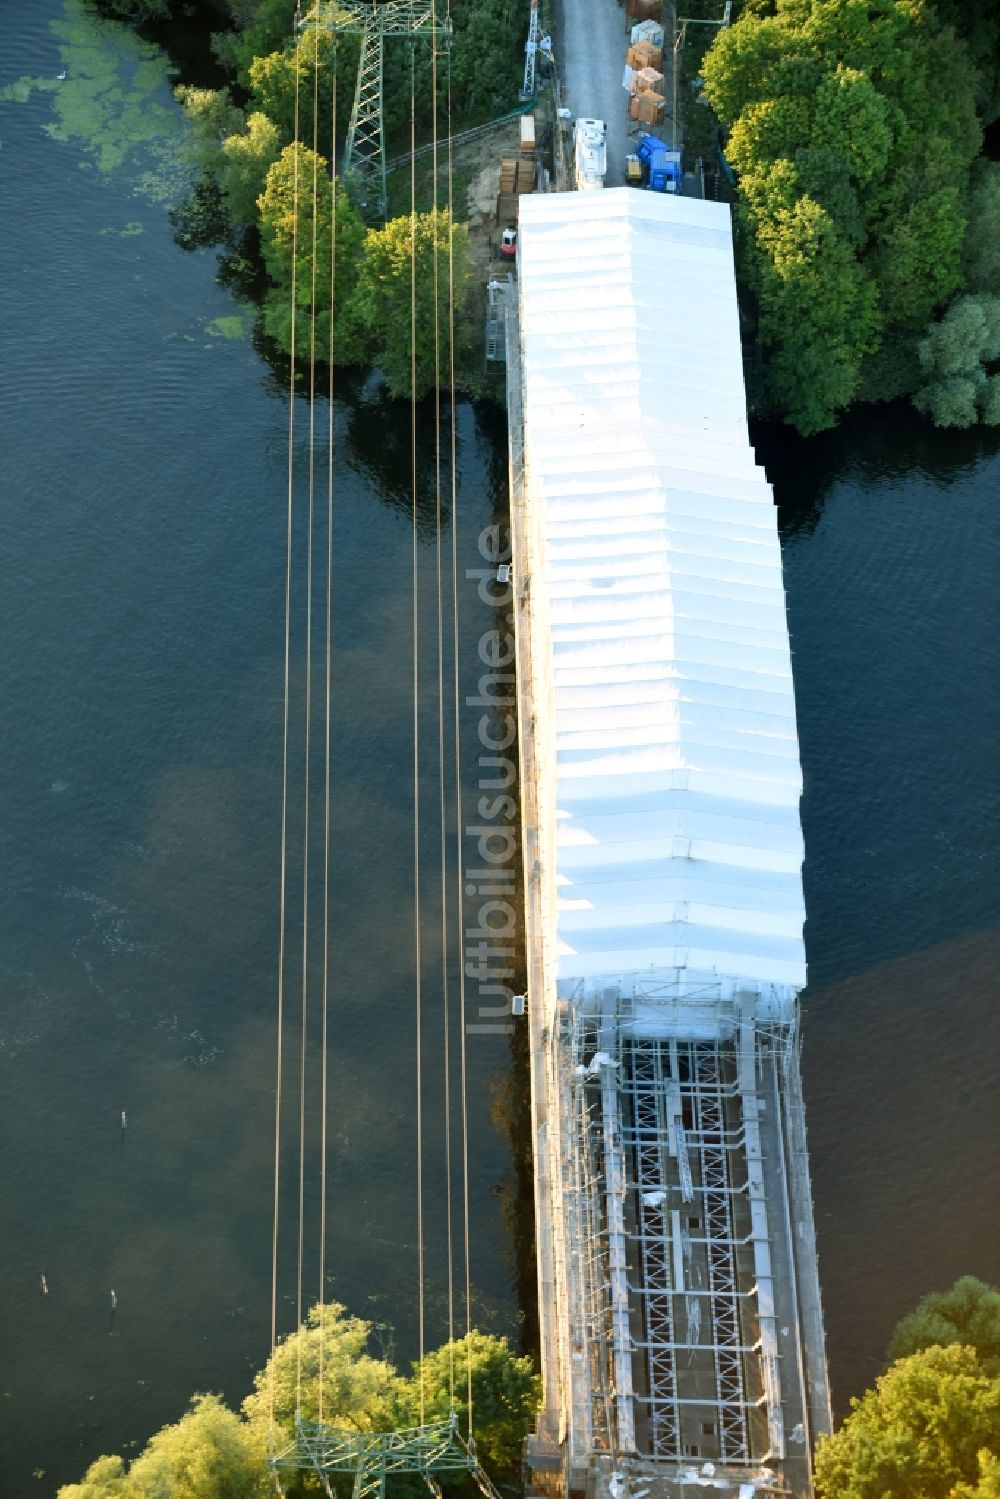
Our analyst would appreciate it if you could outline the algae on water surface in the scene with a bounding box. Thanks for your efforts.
[0,0,189,204]
[205,316,247,340]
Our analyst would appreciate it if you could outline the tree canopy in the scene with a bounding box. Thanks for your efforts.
[815,1344,1000,1499]
[889,1276,1000,1374]
[59,1395,270,1499]
[390,1332,541,1477]
[341,209,472,400]
[256,140,367,362]
[167,3,483,393]
[58,1309,539,1497]
[242,1302,397,1441]
[701,0,985,433]
[815,1278,1000,1499]
[911,294,1000,427]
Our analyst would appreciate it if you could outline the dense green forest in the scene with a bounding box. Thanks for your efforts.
[58,1307,539,1497]
[701,0,1000,433]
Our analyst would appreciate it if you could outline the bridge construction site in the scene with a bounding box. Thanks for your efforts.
[503,186,832,1499]
[258,6,831,1499]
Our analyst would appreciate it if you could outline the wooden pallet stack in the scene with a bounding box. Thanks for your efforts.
[496,156,534,226]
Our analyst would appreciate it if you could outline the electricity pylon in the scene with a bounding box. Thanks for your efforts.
[270,1412,506,1499]
[520,0,539,99]
[313,0,451,223]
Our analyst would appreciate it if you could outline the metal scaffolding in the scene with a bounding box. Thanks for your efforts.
[623,1038,680,1459]
[556,1009,804,1477]
[569,1043,615,1454]
[692,1042,750,1462]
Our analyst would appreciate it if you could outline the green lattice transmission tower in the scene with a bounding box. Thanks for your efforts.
[270,1412,506,1499]
[311,0,451,222]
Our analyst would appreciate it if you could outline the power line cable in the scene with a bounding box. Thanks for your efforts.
[318,33,339,1429]
[271,0,306,1447]
[295,21,324,1413]
[444,23,475,1437]
[429,5,457,1415]
[409,37,427,1429]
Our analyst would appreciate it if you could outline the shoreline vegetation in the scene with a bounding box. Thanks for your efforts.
[56,1278,1000,1494]
[93,0,525,400]
[95,1,1000,429]
[58,1307,540,1497]
[697,0,1000,435]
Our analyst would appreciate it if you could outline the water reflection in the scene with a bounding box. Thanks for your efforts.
[343,374,457,536]
[757,400,1000,541]
[803,931,1000,1407]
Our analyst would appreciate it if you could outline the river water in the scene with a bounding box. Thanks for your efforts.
[1,3,998,1493]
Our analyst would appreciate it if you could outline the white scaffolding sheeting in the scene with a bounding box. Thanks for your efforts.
[517,190,806,1015]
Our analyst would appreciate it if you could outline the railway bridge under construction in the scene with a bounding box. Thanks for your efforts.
[502,189,832,1499]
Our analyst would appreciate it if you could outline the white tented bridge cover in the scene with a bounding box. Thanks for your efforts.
[516,189,806,1014]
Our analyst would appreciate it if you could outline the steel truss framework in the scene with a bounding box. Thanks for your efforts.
[626,1039,680,1458]
[691,1043,750,1461]
[270,1414,503,1499]
[569,1028,616,1453]
[617,1038,752,1463]
[520,0,539,99]
[563,1010,778,1471]
[319,0,452,222]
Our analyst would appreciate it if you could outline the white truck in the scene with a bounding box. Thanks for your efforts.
[574,117,607,191]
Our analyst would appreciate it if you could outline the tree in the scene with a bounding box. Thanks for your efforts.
[174,85,246,173]
[927,0,1000,125]
[889,1276,1000,1373]
[962,160,1000,295]
[246,22,338,154]
[954,1451,1000,1499]
[912,293,1000,426]
[912,374,982,428]
[753,192,881,433]
[873,187,968,332]
[226,0,298,83]
[389,1332,540,1478]
[219,109,282,223]
[257,142,366,361]
[58,1395,270,1499]
[814,1344,1000,1499]
[341,209,471,400]
[58,1456,131,1499]
[242,1302,397,1442]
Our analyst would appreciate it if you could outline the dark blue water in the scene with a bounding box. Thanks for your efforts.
[764,417,1000,1401]
[1,6,521,1492]
[1,3,998,1493]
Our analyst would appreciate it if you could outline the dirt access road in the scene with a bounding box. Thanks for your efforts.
[554,0,646,187]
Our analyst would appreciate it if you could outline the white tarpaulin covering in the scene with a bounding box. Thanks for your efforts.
[516,190,806,1014]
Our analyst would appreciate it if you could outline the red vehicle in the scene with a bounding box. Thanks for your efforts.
[499,227,517,259]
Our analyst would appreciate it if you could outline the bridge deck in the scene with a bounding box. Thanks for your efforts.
[504,192,831,1499]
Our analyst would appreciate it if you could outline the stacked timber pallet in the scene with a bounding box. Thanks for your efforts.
[630,91,666,124]
[625,64,665,123]
[626,38,663,68]
[625,18,666,124]
[496,156,534,225]
[631,18,664,46]
[500,157,535,194]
